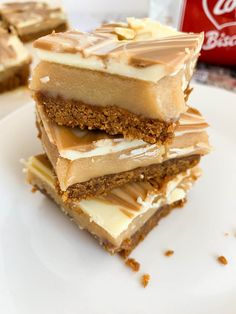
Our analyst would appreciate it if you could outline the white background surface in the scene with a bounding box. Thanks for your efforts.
[0,84,236,313]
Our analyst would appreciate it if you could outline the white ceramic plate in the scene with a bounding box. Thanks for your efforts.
[0,84,236,314]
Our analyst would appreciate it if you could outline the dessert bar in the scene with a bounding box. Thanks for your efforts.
[0,1,68,42]
[0,26,31,93]
[31,18,204,143]
[26,154,201,256]
[36,104,210,200]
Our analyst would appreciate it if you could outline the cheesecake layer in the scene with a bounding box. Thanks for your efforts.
[36,104,210,196]
[31,61,186,123]
[26,154,200,255]
[31,18,203,139]
[0,27,31,92]
[0,1,68,42]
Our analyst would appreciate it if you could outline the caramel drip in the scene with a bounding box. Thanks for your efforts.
[35,31,118,56]
[187,107,201,116]
[115,35,200,64]
[133,182,150,200]
[175,108,209,134]
[103,193,140,211]
[53,125,114,151]
[180,113,204,123]
[176,122,209,132]
[124,184,141,202]
[120,208,134,218]
[97,180,154,214]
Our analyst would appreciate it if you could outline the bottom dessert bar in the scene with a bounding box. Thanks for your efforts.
[25,154,200,256]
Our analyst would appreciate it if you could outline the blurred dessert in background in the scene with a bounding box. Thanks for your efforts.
[0,26,31,93]
[0,1,68,42]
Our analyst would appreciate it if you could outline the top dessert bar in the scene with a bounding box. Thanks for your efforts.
[31,18,204,144]
[0,26,31,93]
[0,1,68,42]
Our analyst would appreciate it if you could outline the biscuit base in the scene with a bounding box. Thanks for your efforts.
[35,91,176,144]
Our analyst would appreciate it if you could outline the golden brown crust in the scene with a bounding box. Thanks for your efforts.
[164,249,174,257]
[217,256,228,265]
[34,91,176,144]
[140,274,150,288]
[19,22,68,43]
[0,62,30,93]
[125,258,140,272]
[58,154,200,202]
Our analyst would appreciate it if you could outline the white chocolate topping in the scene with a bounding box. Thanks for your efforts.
[34,18,203,83]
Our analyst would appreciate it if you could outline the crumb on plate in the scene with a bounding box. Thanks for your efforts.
[217,255,228,265]
[31,186,37,193]
[141,274,150,288]
[125,258,140,272]
[164,250,174,257]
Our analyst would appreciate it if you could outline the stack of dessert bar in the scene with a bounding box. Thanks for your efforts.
[25,18,211,257]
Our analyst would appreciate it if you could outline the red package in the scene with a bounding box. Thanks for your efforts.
[180,0,236,65]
